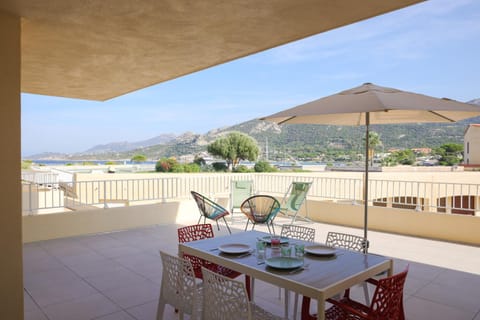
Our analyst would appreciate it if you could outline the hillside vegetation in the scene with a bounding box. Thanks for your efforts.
[32,115,478,161]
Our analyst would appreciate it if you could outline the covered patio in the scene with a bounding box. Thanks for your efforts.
[24,212,480,320]
[1,1,463,318]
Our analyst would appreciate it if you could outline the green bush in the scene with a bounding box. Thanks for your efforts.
[184,163,201,172]
[155,158,201,173]
[233,165,252,173]
[156,157,179,172]
[254,161,277,172]
[21,160,33,170]
[212,162,228,172]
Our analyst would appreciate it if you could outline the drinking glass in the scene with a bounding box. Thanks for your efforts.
[256,239,266,263]
[295,243,305,259]
[271,235,281,248]
[281,245,292,257]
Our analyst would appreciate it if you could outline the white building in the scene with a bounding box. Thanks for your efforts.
[464,124,480,167]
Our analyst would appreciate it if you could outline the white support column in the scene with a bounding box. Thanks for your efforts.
[0,11,23,320]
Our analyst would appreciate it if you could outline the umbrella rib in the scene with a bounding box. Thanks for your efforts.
[278,116,296,125]
[429,111,456,122]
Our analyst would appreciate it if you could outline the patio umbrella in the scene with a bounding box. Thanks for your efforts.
[260,82,480,250]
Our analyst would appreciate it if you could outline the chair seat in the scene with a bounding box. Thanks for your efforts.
[204,262,242,280]
[278,181,312,224]
[324,297,370,320]
[191,191,232,234]
[240,195,281,234]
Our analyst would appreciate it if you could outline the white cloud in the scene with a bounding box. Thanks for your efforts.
[260,0,479,64]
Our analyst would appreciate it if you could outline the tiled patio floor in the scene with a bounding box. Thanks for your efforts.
[24,215,480,320]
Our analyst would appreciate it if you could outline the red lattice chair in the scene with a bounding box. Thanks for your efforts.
[301,266,409,320]
[177,224,252,298]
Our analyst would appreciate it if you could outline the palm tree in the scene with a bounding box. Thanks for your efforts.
[364,131,382,166]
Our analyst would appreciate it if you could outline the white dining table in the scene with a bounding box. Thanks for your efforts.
[178,230,393,320]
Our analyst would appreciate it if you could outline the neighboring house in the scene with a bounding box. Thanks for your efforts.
[464,124,480,167]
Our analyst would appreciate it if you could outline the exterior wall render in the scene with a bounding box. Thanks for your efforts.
[464,125,480,166]
[0,11,23,320]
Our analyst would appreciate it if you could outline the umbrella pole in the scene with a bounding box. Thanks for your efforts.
[364,112,370,253]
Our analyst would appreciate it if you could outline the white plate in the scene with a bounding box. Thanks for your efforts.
[218,243,251,254]
[304,245,337,256]
[266,257,304,270]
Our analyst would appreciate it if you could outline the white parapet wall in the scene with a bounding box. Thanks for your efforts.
[22,201,182,243]
[305,199,480,246]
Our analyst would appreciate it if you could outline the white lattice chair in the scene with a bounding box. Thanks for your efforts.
[201,267,282,320]
[280,224,316,320]
[326,231,370,303]
[157,251,202,320]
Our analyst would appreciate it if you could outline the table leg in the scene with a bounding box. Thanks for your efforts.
[285,289,289,319]
[388,259,394,277]
[316,294,325,320]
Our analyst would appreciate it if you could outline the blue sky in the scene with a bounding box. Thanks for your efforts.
[21,0,480,156]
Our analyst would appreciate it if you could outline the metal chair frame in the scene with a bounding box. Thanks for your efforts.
[191,190,232,234]
[230,180,254,223]
[240,195,281,234]
[279,181,313,224]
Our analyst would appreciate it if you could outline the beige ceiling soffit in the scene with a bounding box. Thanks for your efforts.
[1,0,424,101]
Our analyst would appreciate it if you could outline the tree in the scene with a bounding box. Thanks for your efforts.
[363,131,382,166]
[207,132,259,170]
[384,149,416,165]
[131,154,147,163]
[433,143,463,166]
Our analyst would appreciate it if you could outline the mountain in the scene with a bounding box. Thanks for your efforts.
[26,134,177,160]
[26,98,480,161]
[82,133,177,154]
[468,98,480,105]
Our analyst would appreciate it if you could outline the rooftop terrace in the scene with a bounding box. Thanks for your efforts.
[24,212,480,320]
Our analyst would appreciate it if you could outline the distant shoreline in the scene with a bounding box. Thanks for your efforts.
[24,159,159,166]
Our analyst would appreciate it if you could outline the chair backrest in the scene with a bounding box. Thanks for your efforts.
[230,180,254,212]
[178,224,214,243]
[159,251,199,317]
[201,266,252,320]
[325,231,368,252]
[282,182,312,212]
[191,191,230,220]
[369,266,409,319]
[240,195,281,223]
[280,224,315,242]
[177,224,214,279]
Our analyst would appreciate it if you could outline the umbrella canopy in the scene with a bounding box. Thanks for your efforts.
[263,83,480,125]
[260,82,480,250]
